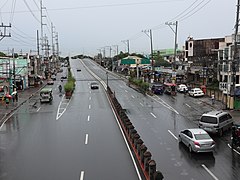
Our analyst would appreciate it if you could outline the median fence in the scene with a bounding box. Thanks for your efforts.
[106,86,164,180]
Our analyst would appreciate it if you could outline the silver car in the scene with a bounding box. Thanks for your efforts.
[178,128,215,153]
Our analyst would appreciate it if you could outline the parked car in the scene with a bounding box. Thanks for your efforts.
[188,88,204,97]
[77,69,81,72]
[178,128,215,153]
[177,84,188,93]
[151,84,164,95]
[199,110,234,136]
[51,75,56,81]
[47,79,54,85]
[90,82,99,89]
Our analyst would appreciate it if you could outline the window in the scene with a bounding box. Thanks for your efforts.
[201,116,217,124]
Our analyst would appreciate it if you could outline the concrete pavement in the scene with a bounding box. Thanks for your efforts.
[0,82,46,127]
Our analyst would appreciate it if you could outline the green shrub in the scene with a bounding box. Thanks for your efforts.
[64,81,74,92]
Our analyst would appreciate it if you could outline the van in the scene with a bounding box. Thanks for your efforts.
[199,111,234,136]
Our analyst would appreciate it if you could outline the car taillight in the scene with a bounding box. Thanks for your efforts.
[194,141,200,146]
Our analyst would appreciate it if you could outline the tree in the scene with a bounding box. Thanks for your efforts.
[0,52,6,57]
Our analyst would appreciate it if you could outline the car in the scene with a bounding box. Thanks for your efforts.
[51,75,56,81]
[77,69,81,72]
[178,128,215,153]
[150,84,164,94]
[61,75,67,79]
[47,79,54,85]
[177,84,188,93]
[199,111,234,136]
[90,82,99,89]
[188,88,204,97]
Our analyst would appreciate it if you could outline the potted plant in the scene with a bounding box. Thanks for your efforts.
[64,81,74,99]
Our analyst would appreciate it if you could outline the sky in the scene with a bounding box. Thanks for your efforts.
[0,0,237,57]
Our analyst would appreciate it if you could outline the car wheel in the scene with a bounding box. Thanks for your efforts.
[189,145,193,153]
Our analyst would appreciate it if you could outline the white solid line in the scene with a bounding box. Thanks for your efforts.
[85,134,89,145]
[150,112,157,118]
[140,103,144,106]
[228,144,240,155]
[80,171,84,180]
[185,103,191,108]
[87,115,90,122]
[201,164,219,180]
[168,130,178,140]
[37,107,41,112]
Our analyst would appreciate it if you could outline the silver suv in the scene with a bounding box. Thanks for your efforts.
[199,111,233,136]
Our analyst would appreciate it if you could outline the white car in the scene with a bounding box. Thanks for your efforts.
[177,84,188,93]
[179,128,215,153]
[188,88,204,97]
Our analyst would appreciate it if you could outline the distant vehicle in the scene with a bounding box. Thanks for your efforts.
[90,82,99,89]
[40,88,53,103]
[77,69,81,72]
[199,110,234,136]
[151,84,164,95]
[177,84,188,93]
[164,82,177,95]
[178,128,215,153]
[188,88,204,97]
[231,123,240,148]
[61,75,67,79]
[47,79,54,85]
[51,75,56,81]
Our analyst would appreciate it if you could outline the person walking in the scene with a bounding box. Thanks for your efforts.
[15,92,18,103]
[211,93,215,105]
[5,96,9,108]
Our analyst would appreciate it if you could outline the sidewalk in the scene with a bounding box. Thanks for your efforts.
[200,96,240,124]
[0,82,46,127]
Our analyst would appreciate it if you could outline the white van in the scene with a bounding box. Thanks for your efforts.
[199,111,233,136]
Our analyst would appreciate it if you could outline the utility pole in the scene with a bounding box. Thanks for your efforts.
[231,0,240,109]
[142,29,154,82]
[37,30,40,56]
[165,21,178,70]
[121,40,130,54]
[0,23,11,41]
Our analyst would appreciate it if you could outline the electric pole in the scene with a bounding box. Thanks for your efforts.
[231,0,240,109]
[121,40,130,54]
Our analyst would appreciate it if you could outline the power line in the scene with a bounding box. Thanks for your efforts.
[9,0,17,23]
[22,0,41,23]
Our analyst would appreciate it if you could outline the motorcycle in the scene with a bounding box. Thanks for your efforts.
[231,124,240,149]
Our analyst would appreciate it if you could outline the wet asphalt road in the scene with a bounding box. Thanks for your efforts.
[0,60,140,180]
[83,58,240,180]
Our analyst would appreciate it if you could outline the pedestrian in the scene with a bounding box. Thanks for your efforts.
[211,93,215,105]
[15,92,18,102]
[1,96,5,105]
[5,96,9,108]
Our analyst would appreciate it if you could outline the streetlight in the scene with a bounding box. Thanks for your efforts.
[165,21,178,70]
[142,29,154,82]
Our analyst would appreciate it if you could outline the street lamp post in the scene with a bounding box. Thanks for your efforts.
[165,21,178,70]
[106,71,108,88]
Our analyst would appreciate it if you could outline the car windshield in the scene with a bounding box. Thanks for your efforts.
[201,116,217,124]
[194,133,211,140]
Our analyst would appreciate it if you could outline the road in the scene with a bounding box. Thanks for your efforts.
[0,60,140,180]
[83,58,240,180]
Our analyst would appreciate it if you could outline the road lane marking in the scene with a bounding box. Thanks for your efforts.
[150,112,157,118]
[125,90,128,93]
[228,144,240,155]
[80,171,84,180]
[140,103,144,106]
[85,134,89,145]
[168,130,178,140]
[131,95,135,98]
[185,103,191,108]
[56,94,71,120]
[87,115,90,122]
[37,107,41,112]
[89,105,91,109]
[89,96,91,100]
[201,164,219,180]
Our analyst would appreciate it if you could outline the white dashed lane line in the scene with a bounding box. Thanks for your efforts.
[168,130,178,140]
[80,171,84,180]
[185,103,191,108]
[150,112,157,118]
[87,115,90,122]
[201,164,219,180]
[85,134,89,145]
[89,105,91,109]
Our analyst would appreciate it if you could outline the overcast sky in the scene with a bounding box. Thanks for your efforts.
[0,0,237,57]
